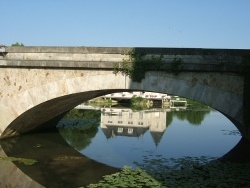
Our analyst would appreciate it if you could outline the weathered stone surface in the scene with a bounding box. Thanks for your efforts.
[0,46,249,139]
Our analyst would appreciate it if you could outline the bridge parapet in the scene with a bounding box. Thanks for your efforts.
[0,46,249,73]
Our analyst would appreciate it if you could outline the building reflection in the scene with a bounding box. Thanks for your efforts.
[102,91,188,109]
[73,91,189,146]
[101,108,167,146]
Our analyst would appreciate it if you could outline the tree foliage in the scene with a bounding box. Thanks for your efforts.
[12,42,24,46]
[114,49,163,82]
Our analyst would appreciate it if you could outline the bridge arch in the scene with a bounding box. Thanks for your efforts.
[0,68,244,139]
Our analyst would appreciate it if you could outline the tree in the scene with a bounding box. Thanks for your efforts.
[12,42,24,46]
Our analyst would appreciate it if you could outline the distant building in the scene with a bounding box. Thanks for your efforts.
[103,91,170,101]
[102,91,188,109]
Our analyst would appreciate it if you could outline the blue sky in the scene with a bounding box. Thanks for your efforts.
[1,0,250,49]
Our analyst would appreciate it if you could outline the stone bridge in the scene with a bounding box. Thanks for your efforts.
[0,46,250,140]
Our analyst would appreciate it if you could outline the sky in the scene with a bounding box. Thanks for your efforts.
[1,0,250,49]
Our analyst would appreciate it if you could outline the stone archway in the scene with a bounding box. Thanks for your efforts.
[0,68,244,139]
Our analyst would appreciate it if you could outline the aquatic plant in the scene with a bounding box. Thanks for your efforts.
[221,129,240,136]
[54,155,82,161]
[86,166,163,188]
[0,156,38,165]
[134,155,250,187]
[85,154,250,187]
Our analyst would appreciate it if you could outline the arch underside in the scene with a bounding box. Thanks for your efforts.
[0,70,244,139]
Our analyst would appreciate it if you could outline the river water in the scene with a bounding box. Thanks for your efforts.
[58,107,240,169]
[0,99,250,187]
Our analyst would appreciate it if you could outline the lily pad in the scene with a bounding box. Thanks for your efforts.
[0,156,38,165]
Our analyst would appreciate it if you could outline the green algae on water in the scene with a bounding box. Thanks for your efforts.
[0,156,38,165]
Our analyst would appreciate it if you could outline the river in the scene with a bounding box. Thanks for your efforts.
[0,97,249,187]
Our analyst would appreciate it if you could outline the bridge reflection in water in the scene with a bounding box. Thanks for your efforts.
[1,132,250,187]
[1,103,250,187]
[0,145,43,188]
[0,131,118,187]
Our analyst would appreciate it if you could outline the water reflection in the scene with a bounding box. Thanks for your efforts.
[1,93,250,187]
[0,145,43,187]
[101,108,167,146]
[58,109,101,151]
[57,100,240,169]
[0,131,118,187]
